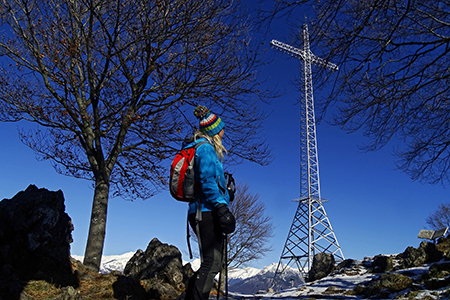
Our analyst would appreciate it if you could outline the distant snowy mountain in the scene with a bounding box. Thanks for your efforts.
[72,252,303,294]
[227,263,304,294]
[72,252,135,274]
[99,252,136,274]
[183,259,304,293]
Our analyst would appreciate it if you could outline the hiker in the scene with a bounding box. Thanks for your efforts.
[184,105,236,300]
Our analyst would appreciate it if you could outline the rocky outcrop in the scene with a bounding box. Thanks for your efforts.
[371,254,394,273]
[354,272,413,299]
[400,244,428,268]
[307,252,335,282]
[124,238,192,299]
[302,237,450,298]
[0,185,77,298]
[0,185,195,300]
[400,241,443,269]
[352,237,450,299]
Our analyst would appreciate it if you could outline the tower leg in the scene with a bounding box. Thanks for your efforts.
[271,197,344,290]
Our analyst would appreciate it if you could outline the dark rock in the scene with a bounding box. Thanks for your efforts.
[424,276,450,290]
[124,238,187,299]
[420,241,444,263]
[371,255,394,273]
[361,257,373,268]
[112,275,149,300]
[436,236,450,259]
[336,259,357,270]
[419,261,450,290]
[400,241,446,270]
[401,245,427,269]
[421,261,450,282]
[182,262,195,285]
[356,273,413,298]
[307,252,335,282]
[0,185,77,298]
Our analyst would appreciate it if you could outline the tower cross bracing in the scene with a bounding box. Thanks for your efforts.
[270,24,344,287]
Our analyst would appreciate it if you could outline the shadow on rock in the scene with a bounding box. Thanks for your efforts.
[0,185,78,299]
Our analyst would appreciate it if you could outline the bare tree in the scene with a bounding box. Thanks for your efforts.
[189,183,274,269]
[264,0,450,185]
[227,183,274,269]
[211,182,274,293]
[426,203,450,232]
[0,0,272,271]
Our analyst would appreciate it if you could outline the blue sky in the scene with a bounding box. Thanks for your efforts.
[1,9,449,270]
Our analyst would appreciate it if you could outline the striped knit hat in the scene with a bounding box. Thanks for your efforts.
[193,105,225,136]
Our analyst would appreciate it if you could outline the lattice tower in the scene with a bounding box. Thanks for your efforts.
[270,24,344,288]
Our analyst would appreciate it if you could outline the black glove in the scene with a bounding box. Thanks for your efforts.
[213,203,236,234]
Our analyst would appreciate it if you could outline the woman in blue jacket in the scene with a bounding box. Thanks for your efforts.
[184,105,235,300]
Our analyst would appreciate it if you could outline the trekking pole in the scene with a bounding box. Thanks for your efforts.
[224,233,228,300]
[217,234,226,300]
[217,265,222,300]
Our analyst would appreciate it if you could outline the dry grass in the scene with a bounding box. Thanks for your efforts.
[20,259,124,299]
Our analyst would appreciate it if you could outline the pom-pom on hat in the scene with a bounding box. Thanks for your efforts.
[193,105,225,136]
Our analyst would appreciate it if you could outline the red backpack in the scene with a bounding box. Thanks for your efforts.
[169,141,207,202]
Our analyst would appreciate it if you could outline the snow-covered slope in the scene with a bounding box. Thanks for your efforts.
[70,252,450,299]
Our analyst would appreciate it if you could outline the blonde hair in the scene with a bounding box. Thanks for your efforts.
[194,130,227,160]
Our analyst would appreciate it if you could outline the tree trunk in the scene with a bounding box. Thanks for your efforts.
[83,176,110,271]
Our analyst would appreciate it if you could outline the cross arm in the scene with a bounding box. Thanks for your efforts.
[270,40,306,61]
[270,39,338,71]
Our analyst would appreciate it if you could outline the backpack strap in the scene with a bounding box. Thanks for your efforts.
[195,198,204,263]
[186,197,203,260]
[185,139,210,262]
[187,217,193,259]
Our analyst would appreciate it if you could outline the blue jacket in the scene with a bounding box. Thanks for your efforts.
[185,138,230,215]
